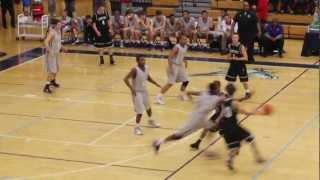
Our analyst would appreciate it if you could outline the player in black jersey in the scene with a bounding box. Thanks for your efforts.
[226,33,251,100]
[92,5,114,65]
[217,84,266,170]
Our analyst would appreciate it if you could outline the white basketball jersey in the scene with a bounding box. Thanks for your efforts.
[171,44,188,65]
[133,65,149,92]
[194,92,220,115]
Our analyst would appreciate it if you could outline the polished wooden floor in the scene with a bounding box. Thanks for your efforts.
[0,1,319,179]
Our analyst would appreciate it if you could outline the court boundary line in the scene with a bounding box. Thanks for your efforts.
[164,60,319,179]
[252,113,319,180]
[65,49,320,69]
[111,164,174,173]
[9,132,198,180]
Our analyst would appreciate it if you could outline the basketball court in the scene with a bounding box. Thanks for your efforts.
[0,0,319,179]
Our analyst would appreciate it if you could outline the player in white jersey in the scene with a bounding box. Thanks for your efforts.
[152,81,224,153]
[124,56,162,135]
[43,18,67,93]
[151,10,166,46]
[155,34,189,105]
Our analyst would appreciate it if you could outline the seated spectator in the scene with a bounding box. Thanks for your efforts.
[151,10,166,46]
[165,14,183,45]
[197,10,213,45]
[70,12,81,44]
[180,10,197,46]
[262,18,284,57]
[123,9,138,44]
[19,9,32,24]
[111,10,125,47]
[134,11,153,46]
[61,10,72,34]
[83,15,94,44]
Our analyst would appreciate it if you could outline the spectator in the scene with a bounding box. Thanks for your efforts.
[262,18,284,57]
[48,0,56,16]
[180,10,197,46]
[0,0,15,28]
[111,10,125,47]
[83,15,95,44]
[197,10,213,45]
[70,12,81,44]
[257,0,268,23]
[151,10,166,46]
[60,10,72,40]
[120,0,132,15]
[232,1,261,63]
[22,0,31,13]
[165,14,182,45]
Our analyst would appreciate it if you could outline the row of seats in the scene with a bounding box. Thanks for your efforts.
[146,7,307,39]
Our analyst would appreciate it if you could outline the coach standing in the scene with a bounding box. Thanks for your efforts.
[232,1,261,63]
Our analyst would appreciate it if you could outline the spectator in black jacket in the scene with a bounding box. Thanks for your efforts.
[0,0,15,28]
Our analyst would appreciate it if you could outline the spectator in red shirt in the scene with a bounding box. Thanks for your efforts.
[257,0,268,23]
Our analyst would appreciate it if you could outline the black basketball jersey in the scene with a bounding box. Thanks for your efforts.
[229,43,243,58]
[220,98,238,133]
[93,12,110,34]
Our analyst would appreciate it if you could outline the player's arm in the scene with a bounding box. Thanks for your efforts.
[123,68,137,96]
[168,46,179,67]
[233,101,266,115]
[44,30,54,53]
[147,75,161,88]
[92,21,101,36]
[236,45,248,61]
[186,91,201,96]
[108,19,113,34]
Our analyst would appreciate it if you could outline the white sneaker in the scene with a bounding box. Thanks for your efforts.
[134,126,143,135]
[148,119,160,128]
[155,94,165,105]
[179,93,189,101]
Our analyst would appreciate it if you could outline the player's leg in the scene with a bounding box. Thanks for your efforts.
[133,93,145,135]
[239,64,251,100]
[190,128,209,149]
[103,46,115,65]
[98,48,105,65]
[156,65,177,104]
[240,128,265,163]
[227,147,240,170]
[144,92,160,128]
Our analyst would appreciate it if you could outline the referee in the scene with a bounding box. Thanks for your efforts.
[232,1,261,63]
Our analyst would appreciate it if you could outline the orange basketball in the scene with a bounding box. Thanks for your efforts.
[263,104,273,115]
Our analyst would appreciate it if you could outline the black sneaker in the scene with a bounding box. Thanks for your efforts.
[190,140,201,150]
[43,84,52,93]
[226,159,234,171]
[50,80,60,88]
[152,140,161,154]
[245,92,252,99]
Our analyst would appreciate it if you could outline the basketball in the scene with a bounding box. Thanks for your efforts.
[262,104,273,115]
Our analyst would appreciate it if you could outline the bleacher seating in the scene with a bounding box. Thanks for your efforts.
[145,0,309,39]
[147,7,175,16]
[152,0,179,7]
